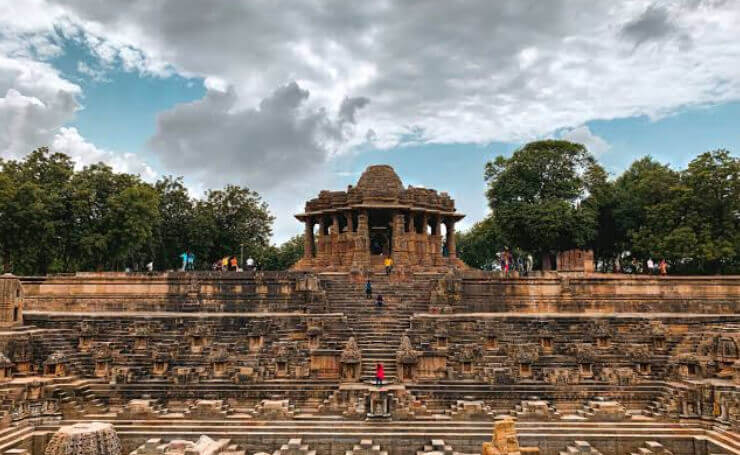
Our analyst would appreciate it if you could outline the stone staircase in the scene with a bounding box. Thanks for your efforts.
[643,394,679,418]
[346,439,388,455]
[628,441,673,455]
[322,274,435,384]
[559,441,603,455]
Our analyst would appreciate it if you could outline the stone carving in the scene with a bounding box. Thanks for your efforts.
[396,336,420,364]
[508,344,540,364]
[44,422,121,455]
[543,367,579,385]
[482,418,539,455]
[512,397,561,420]
[599,367,637,385]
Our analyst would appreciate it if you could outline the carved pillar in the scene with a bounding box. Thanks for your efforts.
[446,219,457,259]
[330,214,340,267]
[353,210,370,270]
[392,210,408,267]
[421,213,432,266]
[317,217,327,266]
[303,219,313,260]
[432,214,442,265]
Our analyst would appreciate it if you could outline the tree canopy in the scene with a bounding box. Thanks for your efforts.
[465,142,739,274]
[0,148,292,274]
[484,140,602,260]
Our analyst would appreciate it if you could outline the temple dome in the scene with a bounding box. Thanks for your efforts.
[355,165,403,194]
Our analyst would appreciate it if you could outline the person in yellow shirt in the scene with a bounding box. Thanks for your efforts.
[384,256,393,276]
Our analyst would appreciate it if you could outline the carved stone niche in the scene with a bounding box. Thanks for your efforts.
[508,344,540,380]
[650,321,668,350]
[131,321,151,351]
[485,333,499,351]
[677,354,702,379]
[396,336,420,382]
[25,380,43,400]
[9,336,32,374]
[151,343,174,377]
[43,351,68,377]
[589,320,612,349]
[569,343,596,379]
[540,336,553,354]
[208,343,230,378]
[186,326,211,354]
[93,343,113,379]
[78,320,97,352]
[340,337,362,382]
[273,345,293,378]
[435,326,449,350]
[0,353,14,381]
[306,322,323,350]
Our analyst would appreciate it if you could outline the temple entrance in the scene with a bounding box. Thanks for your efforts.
[369,228,391,256]
[368,209,393,260]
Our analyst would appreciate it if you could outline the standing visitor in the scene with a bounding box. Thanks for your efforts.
[246,257,255,271]
[186,252,195,271]
[375,294,384,308]
[526,254,533,275]
[229,256,238,271]
[179,251,189,271]
[647,258,654,275]
[365,280,372,299]
[384,256,394,275]
[375,363,385,386]
[145,261,153,272]
[659,259,668,276]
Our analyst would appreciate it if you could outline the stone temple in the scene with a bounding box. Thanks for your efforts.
[0,165,737,455]
[293,165,466,273]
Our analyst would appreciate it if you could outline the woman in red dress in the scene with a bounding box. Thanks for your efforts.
[375,363,384,386]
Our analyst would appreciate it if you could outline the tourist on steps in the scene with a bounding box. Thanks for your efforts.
[365,280,372,299]
[375,294,384,308]
[384,256,394,275]
[375,363,385,386]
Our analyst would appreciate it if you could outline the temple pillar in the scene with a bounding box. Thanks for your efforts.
[330,214,340,267]
[352,210,370,271]
[408,212,418,266]
[317,217,328,266]
[421,213,432,267]
[432,214,442,266]
[446,219,457,259]
[392,211,408,267]
[303,219,313,260]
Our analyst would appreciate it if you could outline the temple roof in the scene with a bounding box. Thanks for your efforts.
[356,165,403,195]
[296,164,464,220]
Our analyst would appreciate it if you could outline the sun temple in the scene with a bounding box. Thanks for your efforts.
[0,167,737,455]
[293,165,466,272]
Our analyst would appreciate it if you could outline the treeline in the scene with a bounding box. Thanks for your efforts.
[458,142,739,274]
[0,148,302,274]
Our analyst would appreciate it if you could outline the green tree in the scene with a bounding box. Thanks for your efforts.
[191,185,274,267]
[456,216,502,270]
[153,177,195,270]
[485,140,601,266]
[680,150,739,273]
[259,235,305,270]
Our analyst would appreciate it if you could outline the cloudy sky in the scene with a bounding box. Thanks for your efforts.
[1,0,739,242]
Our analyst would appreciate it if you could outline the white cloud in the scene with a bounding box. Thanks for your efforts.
[51,127,157,181]
[0,54,80,159]
[561,125,610,157]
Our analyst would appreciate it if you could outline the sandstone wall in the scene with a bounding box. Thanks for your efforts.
[19,272,740,314]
